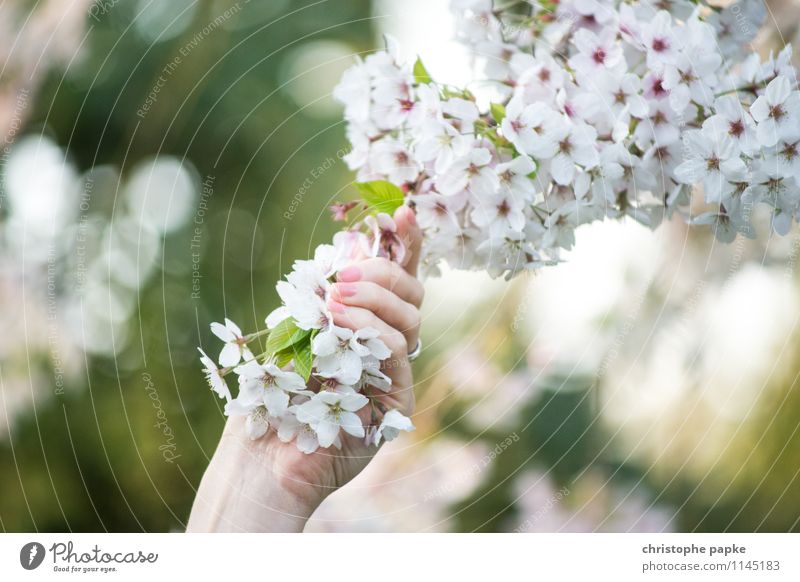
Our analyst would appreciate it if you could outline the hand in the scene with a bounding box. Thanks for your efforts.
[187,205,423,532]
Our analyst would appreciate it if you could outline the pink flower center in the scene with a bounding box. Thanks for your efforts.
[769,104,785,121]
[780,141,798,162]
[497,199,511,217]
[653,146,671,162]
[538,68,551,83]
[651,78,667,97]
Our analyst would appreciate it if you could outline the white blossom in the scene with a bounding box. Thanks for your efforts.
[198,348,230,400]
[295,391,369,447]
[373,409,415,445]
[234,360,308,417]
[205,0,800,451]
[436,147,499,198]
[312,325,365,384]
[209,318,253,368]
[277,407,323,454]
[674,130,747,203]
[750,76,800,147]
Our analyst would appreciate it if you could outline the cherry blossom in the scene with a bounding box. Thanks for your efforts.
[437,147,499,198]
[373,409,415,445]
[501,99,560,159]
[200,0,800,454]
[234,360,308,417]
[312,325,369,384]
[198,348,230,400]
[703,95,759,156]
[295,391,369,448]
[277,405,324,454]
[209,318,253,367]
[548,122,599,186]
[364,212,407,262]
[750,75,800,147]
[674,130,747,203]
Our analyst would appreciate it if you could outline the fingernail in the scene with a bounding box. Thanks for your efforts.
[333,282,357,298]
[337,266,361,282]
[406,206,417,226]
[328,300,346,314]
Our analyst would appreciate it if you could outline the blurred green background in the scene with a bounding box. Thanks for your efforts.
[0,0,799,532]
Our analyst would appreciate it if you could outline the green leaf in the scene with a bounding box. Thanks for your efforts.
[490,102,506,124]
[266,318,310,353]
[291,341,313,381]
[355,180,405,215]
[413,57,432,84]
[274,349,294,368]
[273,327,318,370]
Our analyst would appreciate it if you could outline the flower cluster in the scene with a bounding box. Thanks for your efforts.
[202,0,800,450]
[334,0,798,277]
[199,216,414,453]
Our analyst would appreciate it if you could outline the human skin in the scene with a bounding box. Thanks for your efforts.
[187,206,424,532]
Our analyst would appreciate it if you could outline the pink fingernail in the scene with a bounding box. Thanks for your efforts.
[333,282,357,297]
[337,266,361,282]
[328,300,346,313]
[406,206,417,226]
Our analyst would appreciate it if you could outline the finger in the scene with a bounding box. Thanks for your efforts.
[328,301,414,414]
[394,205,423,277]
[330,281,420,348]
[337,257,424,308]
[328,301,407,355]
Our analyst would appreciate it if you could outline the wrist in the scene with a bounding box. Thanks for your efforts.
[187,426,322,532]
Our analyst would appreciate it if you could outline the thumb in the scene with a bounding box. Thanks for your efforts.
[394,204,422,278]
